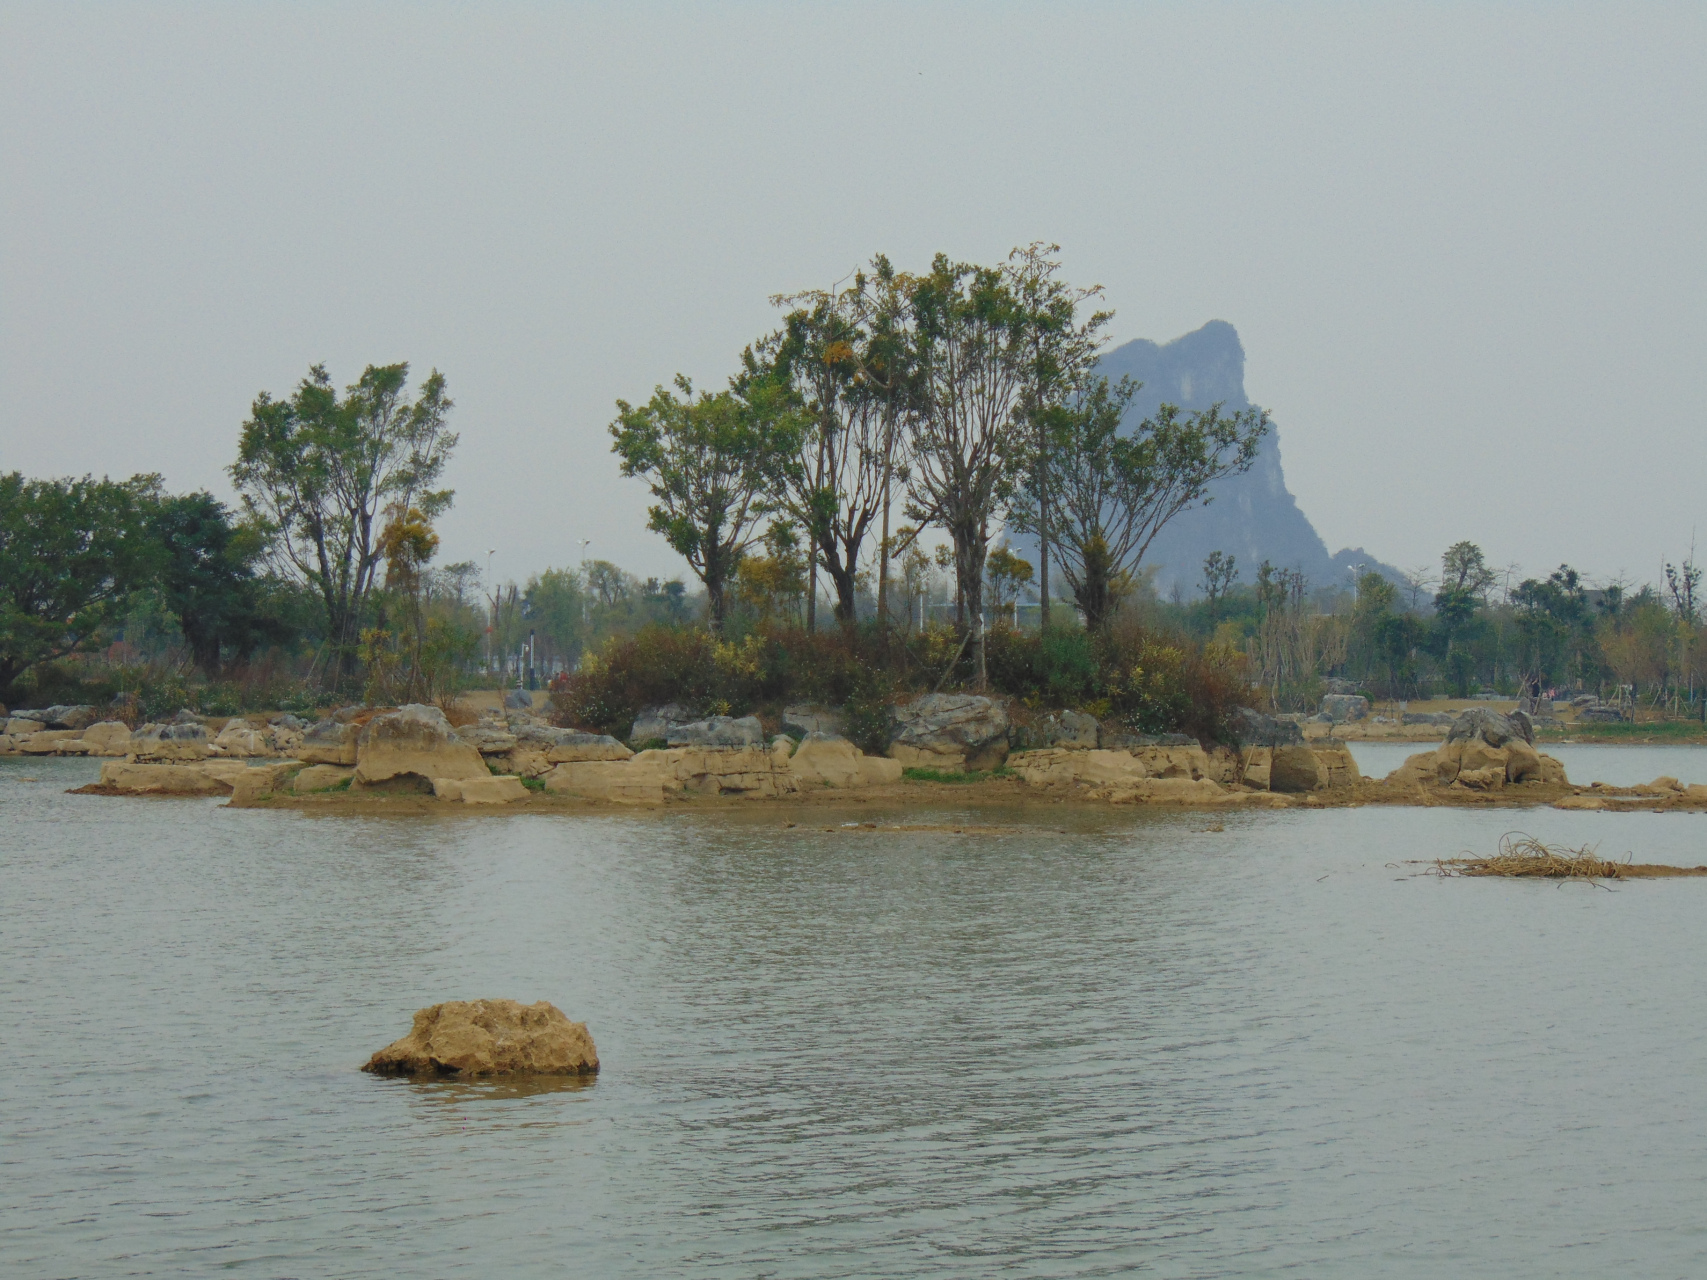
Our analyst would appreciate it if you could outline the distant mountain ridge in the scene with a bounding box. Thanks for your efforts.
[1008,319,1401,601]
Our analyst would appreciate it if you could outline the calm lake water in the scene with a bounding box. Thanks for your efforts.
[5,752,1707,1278]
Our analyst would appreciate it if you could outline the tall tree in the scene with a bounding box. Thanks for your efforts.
[609,375,799,630]
[0,471,162,695]
[1009,377,1269,629]
[755,269,914,626]
[904,254,1035,683]
[231,363,456,689]
[1007,242,1110,632]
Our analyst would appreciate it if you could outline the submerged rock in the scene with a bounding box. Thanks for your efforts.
[363,999,599,1078]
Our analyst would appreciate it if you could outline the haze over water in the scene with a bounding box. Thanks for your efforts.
[5,753,1707,1277]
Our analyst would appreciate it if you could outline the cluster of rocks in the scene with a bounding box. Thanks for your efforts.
[1383,708,1569,791]
[0,705,310,760]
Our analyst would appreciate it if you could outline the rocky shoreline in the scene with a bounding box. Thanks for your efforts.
[43,696,1707,816]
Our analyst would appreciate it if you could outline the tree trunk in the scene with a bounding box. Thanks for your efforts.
[952,520,990,689]
[1037,417,1050,633]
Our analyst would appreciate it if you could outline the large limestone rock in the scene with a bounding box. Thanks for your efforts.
[299,717,361,765]
[503,688,535,711]
[1385,751,1438,787]
[362,999,598,1078]
[3,717,43,737]
[1009,748,1150,790]
[1269,744,1323,792]
[1504,738,1543,783]
[888,693,1010,772]
[130,722,210,761]
[354,704,488,786]
[433,775,530,804]
[97,761,229,795]
[1107,776,1237,805]
[667,715,764,748]
[1446,707,1532,748]
[81,721,133,755]
[788,734,903,787]
[226,762,307,805]
[544,759,667,804]
[1129,743,1220,781]
[547,744,798,802]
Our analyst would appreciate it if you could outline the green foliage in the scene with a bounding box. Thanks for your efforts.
[151,491,293,675]
[1010,377,1269,629]
[609,375,800,628]
[0,471,163,697]
[549,622,892,740]
[231,362,457,689]
[902,765,1012,784]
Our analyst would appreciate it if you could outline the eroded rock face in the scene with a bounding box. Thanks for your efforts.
[1268,745,1323,792]
[789,734,903,787]
[130,722,210,761]
[1446,707,1532,748]
[299,718,361,765]
[888,694,1010,771]
[363,999,598,1078]
[82,721,134,755]
[667,715,764,748]
[1009,748,1150,789]
[354,704,487,786]
[433,775,530,804]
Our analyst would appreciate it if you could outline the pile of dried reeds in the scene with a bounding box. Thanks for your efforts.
[1433,832,1630,881]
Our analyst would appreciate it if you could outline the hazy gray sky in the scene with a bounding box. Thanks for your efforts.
[3,3,1703,592]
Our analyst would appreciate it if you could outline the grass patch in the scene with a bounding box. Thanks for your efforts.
[519,776,546,792]
[903,765,1016,785]
[1539,718,1707,743]
[313,776,352,794]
